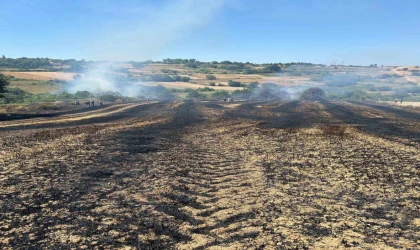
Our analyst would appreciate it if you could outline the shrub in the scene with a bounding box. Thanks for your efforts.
[0,73,9,96]
[186,90,205,99]
[228,80,242,87]
[74,91,93,99]
[300,87,325,100]
[208,82,216,86]
[198,87,215,92]
[377,86,393,91]
[206,74,217,80]
[99,94,119,102]
[260,64,281,73]
[211,90,229,99]
[184,62,197,68]
[248,82,259,89]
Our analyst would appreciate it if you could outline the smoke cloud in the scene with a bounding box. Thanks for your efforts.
[88,0,228,61]
[65,0,228,96]
[65,63,141,97]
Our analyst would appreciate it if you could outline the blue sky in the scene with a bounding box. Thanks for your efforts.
[1,0,419,65]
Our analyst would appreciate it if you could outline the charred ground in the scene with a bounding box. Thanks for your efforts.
[0,101,419,249]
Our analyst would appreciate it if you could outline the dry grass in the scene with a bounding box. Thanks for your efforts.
[8,80,64,94]
[0,71,78,81]
[385,101,420,107]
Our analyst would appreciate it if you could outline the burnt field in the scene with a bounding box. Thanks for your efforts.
[0,101,419,249]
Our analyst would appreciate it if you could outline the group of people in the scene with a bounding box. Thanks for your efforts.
[73,100,103,106]
[223,98,234,102]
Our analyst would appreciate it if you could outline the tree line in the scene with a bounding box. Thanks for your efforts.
[0,56,87,72]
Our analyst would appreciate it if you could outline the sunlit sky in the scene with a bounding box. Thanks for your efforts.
[1,0,419,65]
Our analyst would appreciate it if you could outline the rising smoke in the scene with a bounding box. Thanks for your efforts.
[65,63,141,97]
[66,0,228,96]
[88,0,228,61]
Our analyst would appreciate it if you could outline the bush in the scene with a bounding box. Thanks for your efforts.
[198,87,215,92]
[74,91,93,99]
[300,87,325,100]
[160,69,178,74]
[1,87,31,103]
[248,82,259,89]
[186,90,205,99]
[0,73,9,96]
[208,82,216,86]
[206,74,217,80]
[228,80,242,87]
[140,74,190,82]
[377,86,393,91]
[181,76,190,82]
[99,94,119,102]
[232,89,252,99]
[260,64,281,73]
[211,90,229,99]
[184,62,197,68]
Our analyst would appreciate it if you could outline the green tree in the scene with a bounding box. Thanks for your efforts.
[247,81,259,89]
[0,73,10,96]
[259,83,277,100]
[300,87,325,101]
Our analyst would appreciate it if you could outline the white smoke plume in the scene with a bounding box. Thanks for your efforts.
[88,0,228,61]
[66,0,228,95]
[65,63,140,97]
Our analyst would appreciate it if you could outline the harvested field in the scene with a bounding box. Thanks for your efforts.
[0,101,419,249]
[385,101,420,107]
[0,72,78,81]
[8,80,64,94]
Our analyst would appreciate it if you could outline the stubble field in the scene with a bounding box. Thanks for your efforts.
[0,100,419,249]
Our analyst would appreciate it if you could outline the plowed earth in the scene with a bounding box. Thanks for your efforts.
[0,101,419,249]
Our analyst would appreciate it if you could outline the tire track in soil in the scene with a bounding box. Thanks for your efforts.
[163,104,272,249]
[0,102,163,136]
